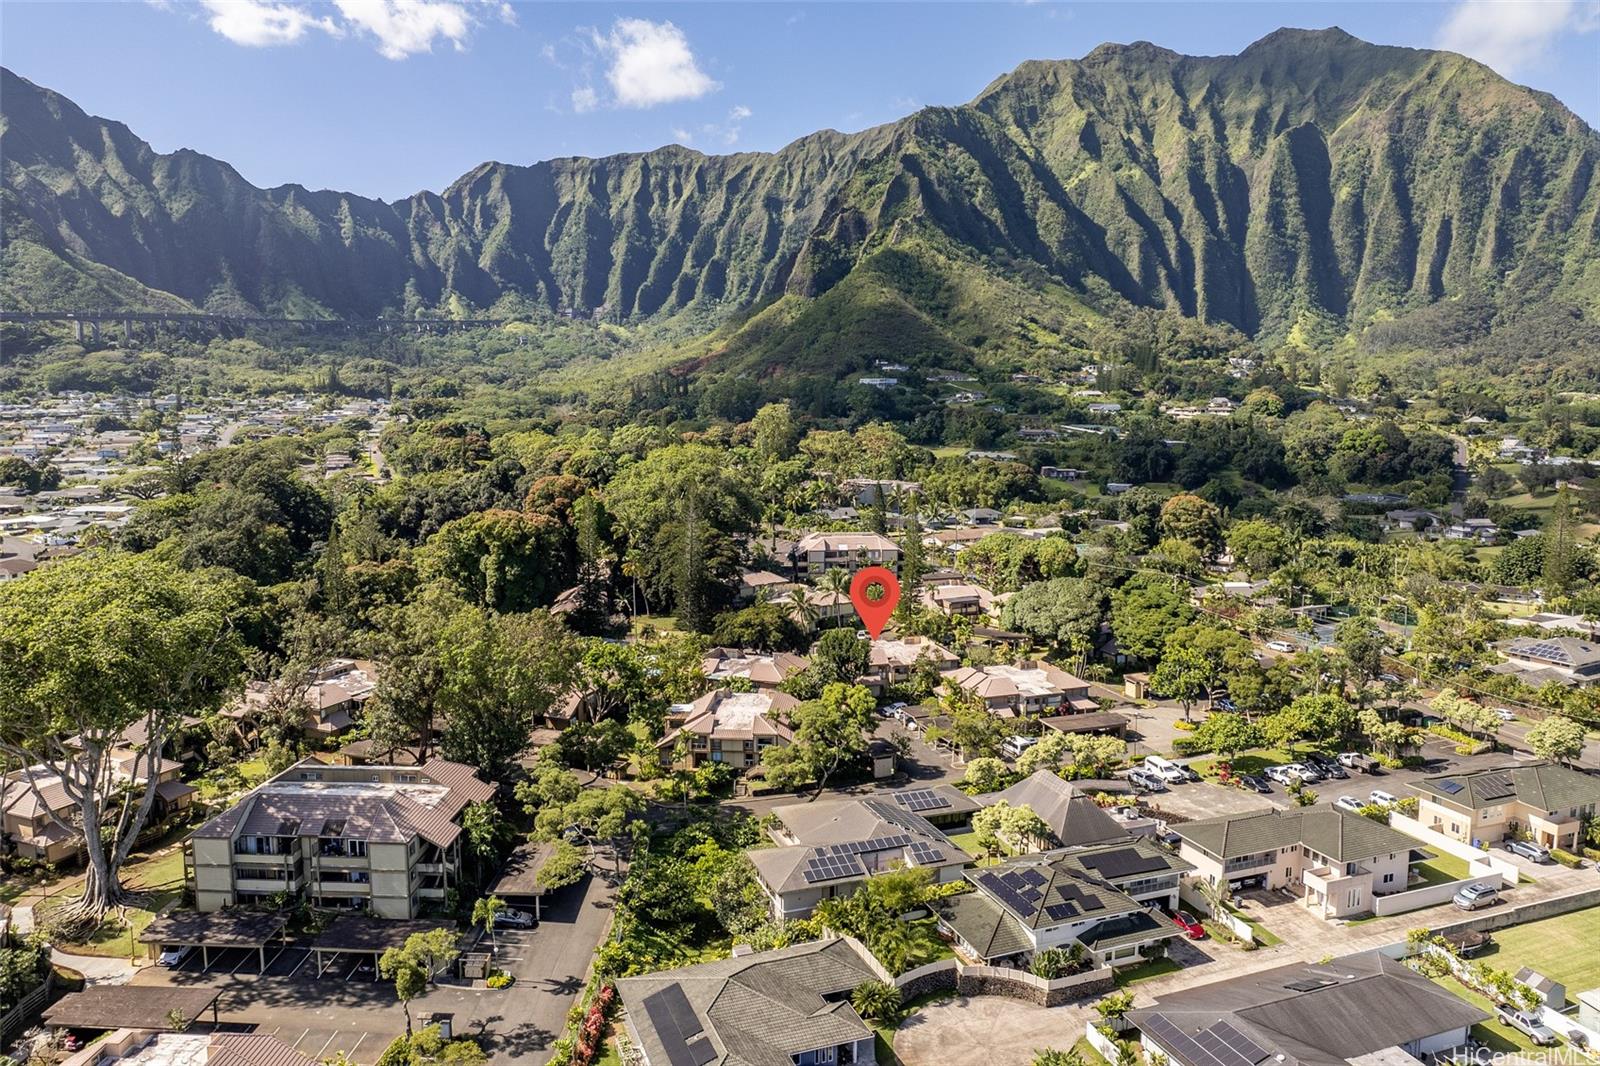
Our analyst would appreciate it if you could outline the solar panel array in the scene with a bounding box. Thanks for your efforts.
[802,852,866,883]
[1476,773,1516,801]
[1436,780,1465,795]
[1140,1015,1271,1066]
[1080,847,1167,880]
[893,789,952,813]
[1516,640,1574,665]
[908,841,945,865]
[640,986,715,1066]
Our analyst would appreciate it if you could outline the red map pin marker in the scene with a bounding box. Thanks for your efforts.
[849,566,900,639]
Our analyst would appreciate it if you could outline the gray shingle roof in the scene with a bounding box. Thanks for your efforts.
[1127,951,1488,1066]
[617,939,877,1066]
[1412,761,1600,813]
[1175,808,1415,863]
[749,798,972,894]
[935,890,1033,960]
[976,770,1131,847]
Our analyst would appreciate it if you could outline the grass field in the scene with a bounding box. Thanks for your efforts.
[1114,956,1184,987]
[36,844,187,958]
[1477,907,1600,993]
[1410,851,1471,886]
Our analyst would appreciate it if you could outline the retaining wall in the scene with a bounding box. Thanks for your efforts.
[1389,814,1519,885]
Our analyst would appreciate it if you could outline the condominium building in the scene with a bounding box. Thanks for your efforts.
[186,758,494,919]
[791,532,901,578]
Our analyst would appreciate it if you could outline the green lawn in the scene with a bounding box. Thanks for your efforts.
[900,917,955,971]
[1429,977,1544,1055]
[1074,1036,1114,1066]
[1476,907,1600,994]
[1410,852,1471,887]
[36,845,188,958]
[1114,956,1184,987]
[1188,747,1305,779]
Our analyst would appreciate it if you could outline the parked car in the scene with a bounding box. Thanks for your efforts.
[1368,789,1399,807]
[1505,839,1552,864]
[881,701,906,718]
[1283,763,1322,784]
[1306,754,1347,779]
[1127,769,1168,792]
[1496,1008,1558,1046]
[1002,735,1038,759]
[1493,707,1517,722]
[1264,766,1294,785]
[1237,774,1271,794]
[158,946,193,968]
[494,907,537,929]
[1453,882,1500,910]
[1183,766,1201,782]
[1156,830,1183,850]
[1337,752,1379,773]
[1378,672,1401,685]
[1171,911,1206,939]
[1266,640,1297,653]
[1333,795,1365,814]
[1212,698,1237,713]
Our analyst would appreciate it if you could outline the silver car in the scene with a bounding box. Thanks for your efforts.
[1496,1008,1558,1046]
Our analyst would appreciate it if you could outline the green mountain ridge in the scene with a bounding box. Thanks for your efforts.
[3,27,1597,355]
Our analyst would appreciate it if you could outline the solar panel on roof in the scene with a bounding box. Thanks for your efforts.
[1081,848,1166,879]
[684,1038,716,1065]
[908,842,944,865]
[1043,902,1079,921]
[1477,773,1516,800]
[893,788,951,813]
[803,853,865,883]
[1141,1013,1273,1066]
[1208,1022,1269,1064]
[1437,780,1465,794]
[1019,869,1048,887]
[641,986,705,1066]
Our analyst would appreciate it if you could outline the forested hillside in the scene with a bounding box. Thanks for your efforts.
[3,29,1597,360]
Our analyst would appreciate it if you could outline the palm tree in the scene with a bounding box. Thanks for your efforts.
[851,979,902,1023]
[471,895,504,955]
[783,588,819,632]
[822,567,851,597]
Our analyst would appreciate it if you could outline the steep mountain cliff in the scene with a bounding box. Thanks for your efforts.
[4,28,1597,348]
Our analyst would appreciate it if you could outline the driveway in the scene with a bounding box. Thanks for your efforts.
[126,862,619,1064]
[455,862,621,1063]
[895,995,1095,1066]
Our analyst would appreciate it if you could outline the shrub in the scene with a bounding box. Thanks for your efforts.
[851,979,902,1022]
[486,972,515,989]
[1171,737,1210,756]
[1550,848,1583,869]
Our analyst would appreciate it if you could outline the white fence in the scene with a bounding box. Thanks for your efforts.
[1374,873,1504,917]
[1178,887,1255,943]
[1086,1021,1122,1061]
[1388,813,1519,885]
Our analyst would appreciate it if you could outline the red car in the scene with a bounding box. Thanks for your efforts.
[1171,911,1206,939]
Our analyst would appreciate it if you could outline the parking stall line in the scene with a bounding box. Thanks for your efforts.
[315,1032,339,1060]
[290,1029,310,1051]
[347,1033,367,1061]
[286,949,310,977]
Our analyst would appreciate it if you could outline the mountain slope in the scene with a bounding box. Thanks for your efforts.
[3,28,1597,349]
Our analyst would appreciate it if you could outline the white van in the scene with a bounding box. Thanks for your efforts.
[1144,755,1188,784]
[1002,735,1038,760]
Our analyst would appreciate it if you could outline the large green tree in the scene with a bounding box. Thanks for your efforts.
[0,553,246,928]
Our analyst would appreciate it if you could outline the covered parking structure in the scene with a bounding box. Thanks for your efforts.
[312,915,455,980]
[139,910,290,971]
[44,986,221,1034]
[487,841,559,919]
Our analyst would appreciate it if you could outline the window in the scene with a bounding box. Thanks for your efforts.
[1382,873,1395,885]
[349,840,367,858]
[1346,889,1362,909]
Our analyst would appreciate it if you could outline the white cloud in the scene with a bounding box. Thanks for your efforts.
[333,0,474,59]
[672,127,694,145]
[199,0,339,47]
[571,86,599,113]
[1438,0,1599,75]
[185,0,507,58]
[591,18,717,108]
[729,104,752,121]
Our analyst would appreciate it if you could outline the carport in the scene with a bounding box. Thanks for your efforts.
[139,910,290,971]
[488,841,558,919]
[44,986,221,1034]
[312,915,453,979]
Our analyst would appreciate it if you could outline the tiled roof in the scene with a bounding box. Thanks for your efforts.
[977,771,1131,847]
[1412,761,1600,812]
[1175,808,1415,863]
[617,939,877,1066]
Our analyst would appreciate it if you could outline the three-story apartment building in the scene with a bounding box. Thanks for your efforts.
[187,758,494,919]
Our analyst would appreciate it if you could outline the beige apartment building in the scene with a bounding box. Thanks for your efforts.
[186,757,494,919]
[1411,762,1600,851]
[791,532,900,578]
[656,689,800,770]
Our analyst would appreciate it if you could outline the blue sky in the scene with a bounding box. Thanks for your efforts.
[3,1,1597,201]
